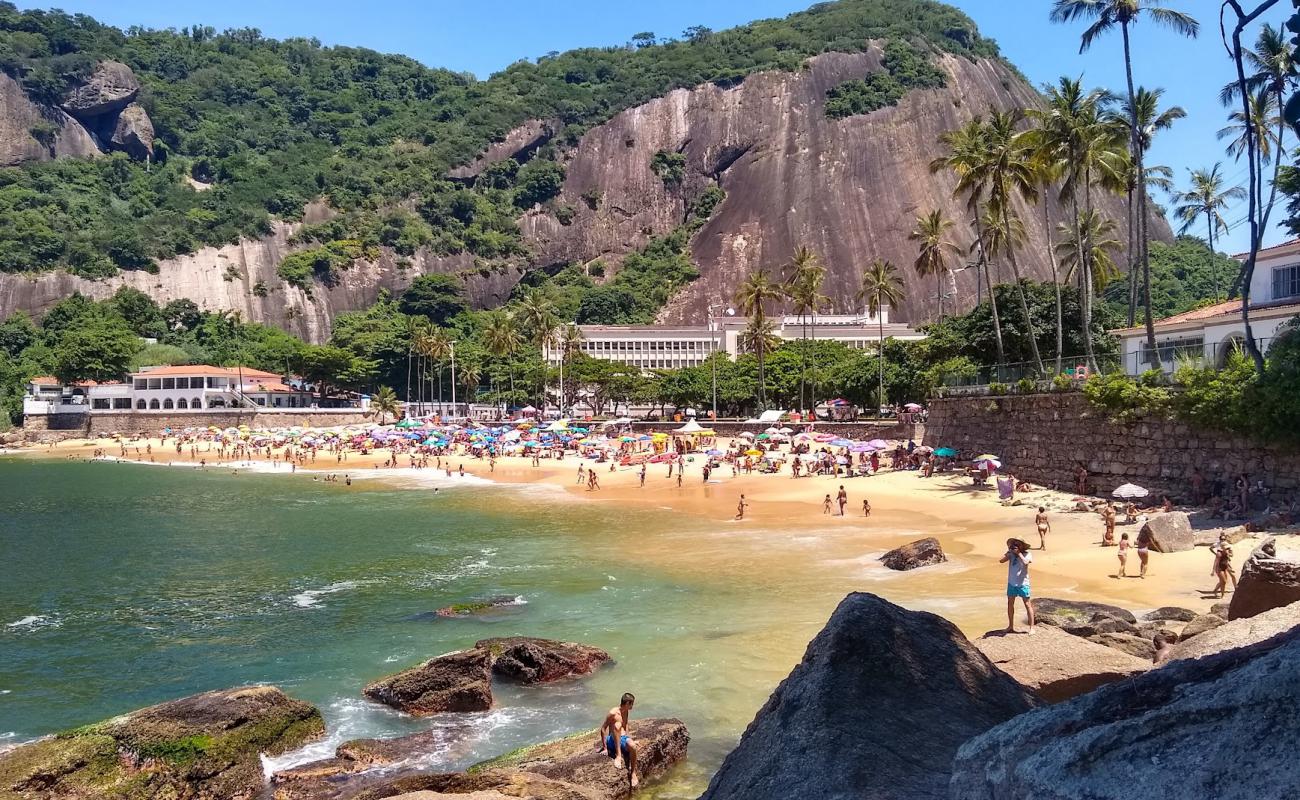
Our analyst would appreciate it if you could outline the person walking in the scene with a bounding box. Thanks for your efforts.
[836,485,847,516]
[1116,533,1130,578]
[1000,538,1035,634]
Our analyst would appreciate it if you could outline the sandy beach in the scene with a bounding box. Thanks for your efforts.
[17,432,1246,637]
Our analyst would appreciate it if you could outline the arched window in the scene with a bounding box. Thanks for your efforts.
[162,398,173,409]
[136,399,147,410]
[210,398,226,408]
[148,398,160,410]
[192,397,203,409]
[176,398,188,409]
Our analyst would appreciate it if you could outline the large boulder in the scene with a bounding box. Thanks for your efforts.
[1228,536,1300,620]
[0,74,100,166]
[699,593,1038,800]
[1139,511,1195,553]
[1086,632,1156,661]
[1032,598,1137,626]
[975,626,1149,702]
[1144,606,1196,623]
[363,649,493,715]
[1168,600,1300,662]
[273,719,687,800]
[59,60,139,118]
[951,626,1300,800]
[476,637,611,685]
[878,537,947,571]
[0,685,323,800]
[109,102,154,160]
[1178,613,1226,642]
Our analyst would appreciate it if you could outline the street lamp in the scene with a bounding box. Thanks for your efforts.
[708,304,734,421]
[449,340,456,420]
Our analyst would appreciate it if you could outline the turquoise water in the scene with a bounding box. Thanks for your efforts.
[0,457,887,796]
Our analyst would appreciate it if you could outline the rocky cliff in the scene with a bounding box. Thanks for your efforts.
[0,47,1164,338]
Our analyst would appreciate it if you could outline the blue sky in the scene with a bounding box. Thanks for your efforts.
[16,0,1291,251]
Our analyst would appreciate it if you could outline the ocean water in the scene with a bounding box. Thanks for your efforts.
[0,457,995,797]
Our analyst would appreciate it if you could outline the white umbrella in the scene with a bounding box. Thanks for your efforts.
[777,426,794,434]
[1112,483,1150,499]
[738,431,756,439]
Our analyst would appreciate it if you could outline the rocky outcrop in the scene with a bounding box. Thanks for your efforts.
[699,592,1037,800]
[1169,600,1300,662]
[363,649,494,715]
[476,637,611,685]
[974,627,1149,703]
[1228,536,1300,619]
[428,595,525,619]
[1032,598,1137,625]
[951,625,1300,800]
[449,119,558,180]
[0,685,323,800]
[108,102,155,160]
[1140,511,1195,553]
[1086,632,1156,661]
[59,60,139,118]
[518,49,1163,326]
[1179,613,1226,641]
[272,719,688,800]
[1144,606,1196,622]
[0,74,101,166]
[878,537,947,570]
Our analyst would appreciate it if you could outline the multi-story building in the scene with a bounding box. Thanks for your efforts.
[1112,239,1300,374]
[545,309,925,370]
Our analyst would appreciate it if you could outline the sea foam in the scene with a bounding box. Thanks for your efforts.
[291,581,363,609]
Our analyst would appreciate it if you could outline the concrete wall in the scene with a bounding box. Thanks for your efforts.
[923,392,1300,496]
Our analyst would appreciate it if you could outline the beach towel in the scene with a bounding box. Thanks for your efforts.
[997,476,1014,501]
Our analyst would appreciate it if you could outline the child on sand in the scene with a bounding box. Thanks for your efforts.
[1102,505,1117,546]
[1116,533,1130,577]
[822,494,832,515]
[1213,537,1237,598]
[736,494,748,520]
[862,498,871,517]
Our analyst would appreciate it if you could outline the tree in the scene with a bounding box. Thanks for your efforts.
[52,318,140,384]
[398,274,468,325]
[459,361,481,403]
[1051,0,1199,369]
[162,299,201,332]
[514,161,565,208]
[931,117,1007,373]
[481,310,522,415]
[735,267,783,409]
[107,286,167,339]
[1170,164,1247,300]
[857,259,904,412]
[370,385,400,425]
[1057,210,1124,292]
[782,245,827,412]
[577,286,637,324]
[296,345,357,402]
[516,290,558,406]
[907,210,959,320]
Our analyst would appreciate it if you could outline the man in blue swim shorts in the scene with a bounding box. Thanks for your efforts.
[598,692,640,788]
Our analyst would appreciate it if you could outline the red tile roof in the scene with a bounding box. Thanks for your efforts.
[28,376,59,385]
[133,365,283,379]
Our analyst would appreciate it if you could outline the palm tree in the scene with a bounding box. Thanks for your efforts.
[482,311,521,417]
[1023,152,1068,374]
[737,316,780,410]
[1220,22,1292,234]
[931,117,1007,373]
[735,268,783,409]
[857,259,904,413]
[783,246,827,413]
[1051,0,1199,368]
[369,385,401,425]
[979,110,1044,375]
[1217,88,1282,251]
[1111,86,1184,325]
[458,361,481,404]
[516,290,558,408]
[557,323,583,413]
[411,319,435,412]
[1171,164,1247,300]
[907,210,959,321]
[425,329,452,413]
[1057,210,1124,292]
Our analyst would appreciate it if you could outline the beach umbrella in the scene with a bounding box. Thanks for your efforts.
[1112,483,1150,499]
[850,443,872,452]
[934,447,957,457]
[975,454,1000,462]
[904,403,924,411]
[755,433,770,440]
[814,433,836,442]
[913,445,934,455]
[744,449,763,456]
[867,439,888,449]
[738,431,755,439]
[777,426,794,434]
[706,449,724,456]
[974,457,1001,472]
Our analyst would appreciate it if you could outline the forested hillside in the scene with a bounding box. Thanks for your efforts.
[0,0,999,278]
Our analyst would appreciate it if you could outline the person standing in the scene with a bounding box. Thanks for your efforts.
[1116,533,1130,578]
[862,498,871,517]
[1135,527,1151,578]
[1000,538,1035,634]
[822,494,832,515]
[836,485,848,516]
[639,463,647,488]
[735,494,749,520]
[1034,506,1050,551]
[1212,537,1237,598]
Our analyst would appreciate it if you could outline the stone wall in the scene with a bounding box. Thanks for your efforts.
[21,410,375,442]
[627,420,922,440]
[923,392,1300,496]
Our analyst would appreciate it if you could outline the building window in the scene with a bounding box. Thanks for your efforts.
[136,399,147,409]
[149,398,160,410]
[162,378,175,390]
[1273,265,1300,300]
[192,397,203,409]
[134,379,146,390]
[163,398,174,409]
[114,398,131,409]
[147,378,161,390]
[92,399,110,409]
[1141,336,1205,363]
[177,399,188,409]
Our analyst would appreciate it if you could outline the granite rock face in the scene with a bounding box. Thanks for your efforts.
[1169,600,1300,662]
[59,60,139,118]
[974,626,1149,703]
[1033,598,1137,626]
[476,637,612,685]
[1144,606,1196,622]
[1140,512,1195,553]
[1229,537,1300,620]
[0,685,323,800]
[108,101,155,160]
[699,592,1038,800]
[0,74,101,166]
[363,649,494,715]
[878,537,947,571]
[951,626,1300,800]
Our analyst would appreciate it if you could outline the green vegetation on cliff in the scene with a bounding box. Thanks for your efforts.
[0,0,999,278]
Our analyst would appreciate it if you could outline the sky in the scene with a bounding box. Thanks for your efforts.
[14,0,1292,251]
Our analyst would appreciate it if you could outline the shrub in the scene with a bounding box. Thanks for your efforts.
[1014,377,1036,394]
[554,203,576,226]
[650,150,687,187]
[1082,371,1171,423]
[987,381,1008,395]
[1051,373,1074,392]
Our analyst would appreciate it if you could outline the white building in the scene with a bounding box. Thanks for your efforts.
[1112,239,1300,374]
[545,309,925,370]
[22,365,316,417]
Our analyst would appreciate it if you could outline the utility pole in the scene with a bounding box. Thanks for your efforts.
[450,341,457,421]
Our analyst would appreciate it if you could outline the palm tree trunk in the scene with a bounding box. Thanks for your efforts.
[1206,211,1220,300]
[1121,23,1158,370]
[1125,183,1138,326]
[1043,197,1064,375]
[877,313,885,412]
[405,348,412,409]
[972,212,1006,378]
[1002,204,1044,375]
[1073,183,1098,374]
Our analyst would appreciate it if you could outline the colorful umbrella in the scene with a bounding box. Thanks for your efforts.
[935,447,958,457]
[974,457,1002,472]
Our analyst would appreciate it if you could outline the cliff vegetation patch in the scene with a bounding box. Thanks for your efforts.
[824,39,948,119]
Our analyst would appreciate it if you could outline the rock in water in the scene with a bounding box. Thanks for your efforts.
[363,649,493,715]
[1169,600,1300,662]
[0,685,323,800]
[476,637,611,685]
[1139,512,1195,553]
[1032,598,1137,626]
[59,60,140,118]
[1228,537,1300,620]
[951,626,1300,800]
[699,592,1038,800]
[974,626,1149,703]
[878,537,947,571]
